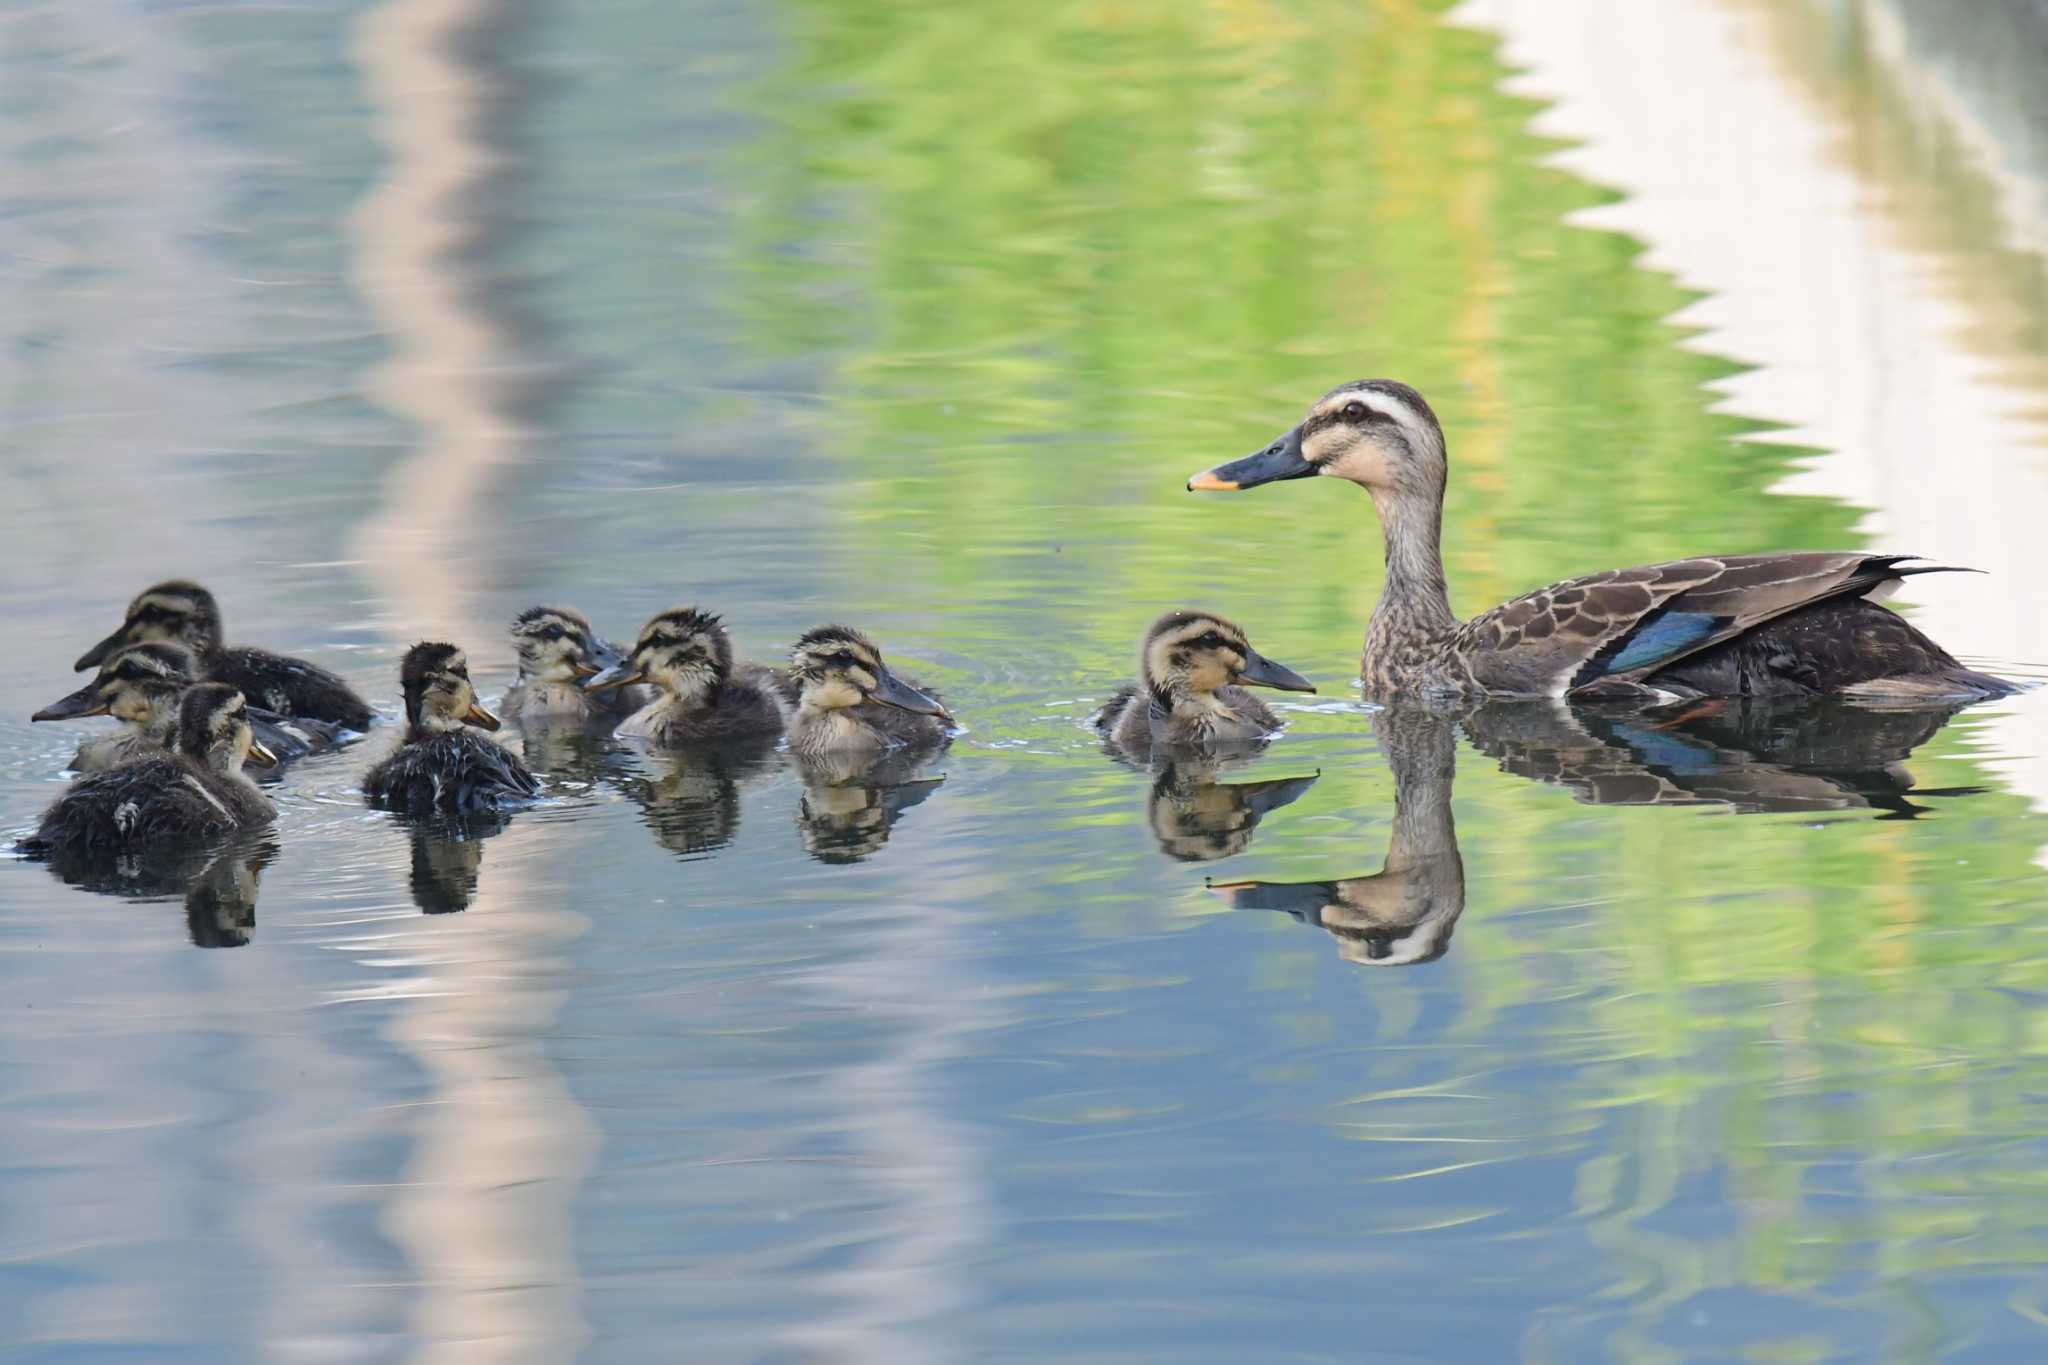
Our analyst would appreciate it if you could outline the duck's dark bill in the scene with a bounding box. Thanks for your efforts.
[1240,650,1316,693]
[465,701,503,731]
[583,662,642,692]
[73,628,133,672]
[32,682,111,722]
[1187,427,1313,492]
[873,668,947,717]
[246,738,281,767]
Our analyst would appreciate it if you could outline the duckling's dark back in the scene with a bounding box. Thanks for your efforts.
[365,729,539,814]
[23,755,275,854]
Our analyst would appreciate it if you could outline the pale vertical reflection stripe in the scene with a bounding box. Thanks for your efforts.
[347,0,594,1360]
[1452,0,2048,829]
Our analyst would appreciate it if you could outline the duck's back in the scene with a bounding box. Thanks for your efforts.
[70,730,158,774]
[27,757,274,852]
[627,677,788,746]
[211,646,374,730]
[365,730,539,813]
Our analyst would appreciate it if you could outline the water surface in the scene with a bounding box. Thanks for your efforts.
[4,0,2048,1360]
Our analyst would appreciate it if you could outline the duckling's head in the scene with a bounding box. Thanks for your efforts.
[510,605,604,684]
[1139,610,1316,706]
[176,682,278,774]
[587,607,731,703]
[399,642,500,735]
[1187,380,1446,502]
[35,641,200,729]
[789,625,948,717]
[75,580,223,671]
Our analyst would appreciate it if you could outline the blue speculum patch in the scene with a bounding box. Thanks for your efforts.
[1600,612,1723,676]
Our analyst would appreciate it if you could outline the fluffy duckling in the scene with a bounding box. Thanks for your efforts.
[34,641,195,772]
[74,580,374,729]
[784,625,952,754]
[1094,610,1316,757]
[502,605,647,724]
[587,607,788,744]
[35,641,345,772]
[364,642,539,814]
[21,683,278,855]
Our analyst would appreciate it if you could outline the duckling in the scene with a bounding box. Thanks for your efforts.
[784,625,952,754]
[502,604,648,724]
[587,607,788,744]
[34,640,345,772]
[74,580,374,729]
[20,683,278,856]
[364,643,539,814]
[1094,610,1316,759]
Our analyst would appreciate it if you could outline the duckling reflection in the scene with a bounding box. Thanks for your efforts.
[1211,708,1463,966]
[1461,694,1978,816]
[29,830,277,949]
[615,737,782,860]
[1147,757,1319,863]
[395,810,514,914]
[794,744,947,864]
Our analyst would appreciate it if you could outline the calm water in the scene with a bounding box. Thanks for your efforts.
[5,0,2048,1360]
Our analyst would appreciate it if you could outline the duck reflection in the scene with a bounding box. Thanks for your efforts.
[1212,709,1463,965]
[1217,694,1981,966]
[32,830,278,948]
[1462,695,1980,817]
[616,736,782,861]
[1148,756,1319,863]
[398,810,515,914]
[795,743,947,864]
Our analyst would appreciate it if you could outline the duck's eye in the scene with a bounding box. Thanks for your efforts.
[1341,401,1368,423]
[831,651,857,669]
[1196,633,1225,650]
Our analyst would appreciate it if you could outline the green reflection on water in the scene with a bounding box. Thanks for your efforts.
[716,0,2048,1336]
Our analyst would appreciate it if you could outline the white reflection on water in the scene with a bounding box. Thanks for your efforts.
[1455,0,2048,822]
[348,0,594,1358]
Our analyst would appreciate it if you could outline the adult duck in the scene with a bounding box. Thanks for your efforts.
[1188,380,2013,703]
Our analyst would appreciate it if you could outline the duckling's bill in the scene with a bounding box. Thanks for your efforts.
[32,681,111,722]
[72,627,134,673]
[1240,650,1316,693]
[247,737,281,767]
[583,661,643,692]
[465,700,502,731]
[1187,426,1314,492]
[873,668,949,718]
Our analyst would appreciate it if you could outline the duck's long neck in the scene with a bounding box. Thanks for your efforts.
[1364,487,1458,659]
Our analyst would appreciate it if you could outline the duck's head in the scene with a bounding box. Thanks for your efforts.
[1140,610,1315,707]
[75,580,223,671]
[510,605,607,685]
[399,642,500,735]
[35,641,200,729]
[176,682,278,773]
[789,625,949,718]
[587,607,731,702]
[1187,380,1446,502]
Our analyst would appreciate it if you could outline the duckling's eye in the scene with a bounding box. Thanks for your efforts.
[1341,401,1368,423]
[1195,632,1227,650]
[831,652,857,669]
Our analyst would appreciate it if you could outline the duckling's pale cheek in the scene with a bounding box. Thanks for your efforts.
[809,678,864,710]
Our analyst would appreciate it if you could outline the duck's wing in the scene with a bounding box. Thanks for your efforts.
[213,647,375,730]
[1454,553,1966,696]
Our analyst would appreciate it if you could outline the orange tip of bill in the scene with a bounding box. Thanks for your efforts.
[1186,470,1240,492]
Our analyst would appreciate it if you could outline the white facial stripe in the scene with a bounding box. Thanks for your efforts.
[1315,389,1420,430]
